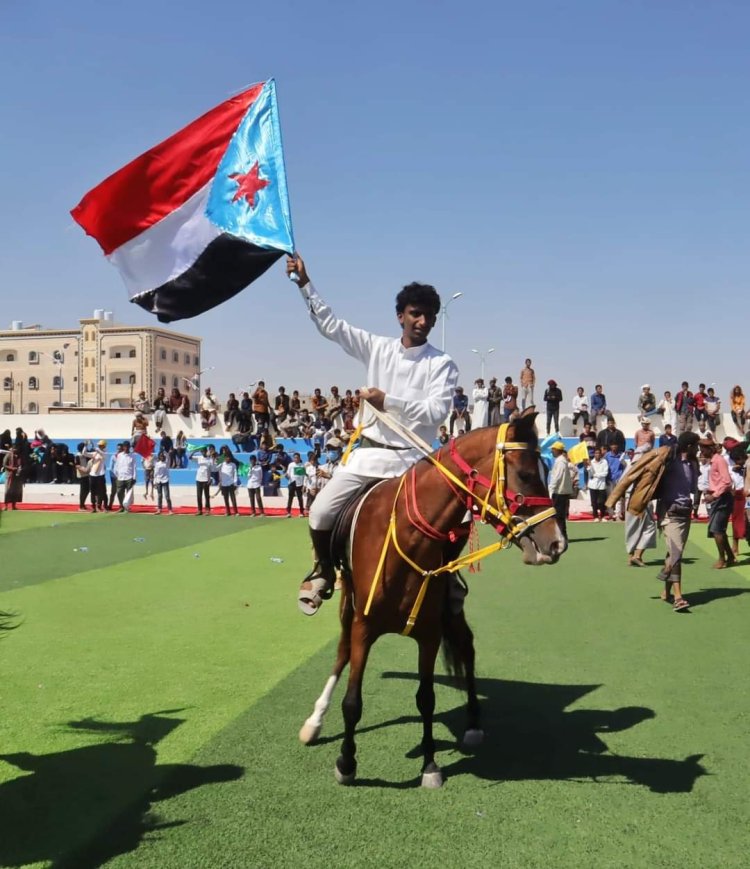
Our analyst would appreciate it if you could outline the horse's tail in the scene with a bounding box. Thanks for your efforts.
[441,585,471,690]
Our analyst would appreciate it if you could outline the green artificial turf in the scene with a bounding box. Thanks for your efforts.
[1,512,749,868]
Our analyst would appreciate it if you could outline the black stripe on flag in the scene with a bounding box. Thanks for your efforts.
[132,234,284,322]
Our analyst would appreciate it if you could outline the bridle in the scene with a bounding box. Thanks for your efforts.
[363,422,557,634]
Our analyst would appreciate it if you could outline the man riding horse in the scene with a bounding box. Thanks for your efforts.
[287,254,459,615]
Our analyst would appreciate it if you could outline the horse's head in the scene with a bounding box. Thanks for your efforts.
[502,409,567,564]
[451,408,566,565]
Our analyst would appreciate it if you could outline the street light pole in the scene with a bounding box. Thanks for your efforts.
[471,347,495,381]
[440,292,463,352]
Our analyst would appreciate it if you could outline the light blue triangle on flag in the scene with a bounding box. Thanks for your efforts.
[206,79,294,254]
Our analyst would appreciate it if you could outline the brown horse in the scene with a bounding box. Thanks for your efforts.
[298,409,566,787]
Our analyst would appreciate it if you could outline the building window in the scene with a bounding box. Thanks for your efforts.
[172,351,179,363]
[84,383,88,393]
[183,353,190,365]
[160,349,167,360]
[159,375,165,386]
[114,351,121,358]
[193,355,199,367]
[28,377,38,390]
[28,351,38,364]
[28,402,38,413]
[172,376,179,388]
[52,375,62,389]
[129,349,136,358]
[114,377,122,385]
[2,377,12,390]
[52,350,64,362]
[5,353,15,362]
[2,402,10,413]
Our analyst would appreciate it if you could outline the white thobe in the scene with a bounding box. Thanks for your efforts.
[299,282,459,529]
[472,387,489,428]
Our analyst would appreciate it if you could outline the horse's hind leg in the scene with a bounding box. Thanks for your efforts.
[299,582,355,745]
[335,619,372,785]
[445,610,483,747]
[416,636,443,788]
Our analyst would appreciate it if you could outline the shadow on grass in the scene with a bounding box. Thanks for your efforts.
[681,587,750,609]
[0,710,243,869]
[567,536,608,543]
[316,675,706,794]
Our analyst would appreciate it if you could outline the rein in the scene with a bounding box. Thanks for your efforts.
[359,415,557,635]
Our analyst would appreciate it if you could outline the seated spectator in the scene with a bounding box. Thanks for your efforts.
[178,395,192,418]
[705,387,721,433]
[131,411,149,445]
[279,411,300,438]
[634,417,655,449]
[572,387,589,433]
[152,387,167,428]
[224,392,240,428]
[730,385,746,433]
[658,424,677,447]
[133,390,151,413]
[199,388,218,430]
[590,384,610,429]
[238,391,253,429]
[274,386,290,431]
[637,384,657,416]
[168,387,183,413]
[311,388,328,417]
[290,389,302,413]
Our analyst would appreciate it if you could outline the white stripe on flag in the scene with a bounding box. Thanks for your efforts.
[108,182,221,299]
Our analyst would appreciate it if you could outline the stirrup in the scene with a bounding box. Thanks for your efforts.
[298,569,335,616]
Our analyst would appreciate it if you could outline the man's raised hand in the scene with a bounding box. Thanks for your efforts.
[286,254,310,287]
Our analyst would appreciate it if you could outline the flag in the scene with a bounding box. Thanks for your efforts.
[71,80,294,322]
[133,435,155,459]
[567,441,590,465]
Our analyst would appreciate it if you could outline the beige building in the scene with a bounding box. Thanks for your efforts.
[1,311,201,413]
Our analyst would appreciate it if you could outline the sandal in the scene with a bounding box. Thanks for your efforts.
[673,598,690,612]
[298,573,334,616]
[628,556,646,568]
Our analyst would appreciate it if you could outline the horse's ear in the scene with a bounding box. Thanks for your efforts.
[517,406,538,426]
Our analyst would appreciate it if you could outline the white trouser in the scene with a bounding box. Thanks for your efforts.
[308,465,382,531]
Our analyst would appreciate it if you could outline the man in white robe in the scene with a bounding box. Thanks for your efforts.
[287,254,459,615]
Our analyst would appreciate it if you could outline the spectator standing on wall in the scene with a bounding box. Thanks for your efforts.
[472,378,489,428]
[658,390,676,430]
[519,358,535,410]
[501,377,518,423]
[730,386,746,433]
[674,382,694,433]
[543,379,562,435]
[487,377,502,426]
[153,451,174,515]
[252,381,271,432]
[705,388,721,433]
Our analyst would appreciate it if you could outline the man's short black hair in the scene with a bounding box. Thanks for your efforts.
[678,432,699,451]
[395,282,441,316]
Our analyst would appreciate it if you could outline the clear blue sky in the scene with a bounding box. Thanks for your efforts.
[1,0,747,408]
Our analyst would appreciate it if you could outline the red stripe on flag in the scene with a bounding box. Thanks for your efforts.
[71,83,264,255]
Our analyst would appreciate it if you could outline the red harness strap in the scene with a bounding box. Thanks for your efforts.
[404,465,469,543]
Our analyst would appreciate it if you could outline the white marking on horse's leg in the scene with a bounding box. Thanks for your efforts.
[421,767,444,789]
[299,675,338,745]
[462,728,484,747]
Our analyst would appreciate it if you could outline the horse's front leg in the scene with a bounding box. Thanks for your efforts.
[335,619,372,785]
[416,636,443,788]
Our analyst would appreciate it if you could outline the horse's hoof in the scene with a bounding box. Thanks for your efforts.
[334,764,356,786]
[298,721,321,745]
[463,728,484,748]
[421,766,444,789]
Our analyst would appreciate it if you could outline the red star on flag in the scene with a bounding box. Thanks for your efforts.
[229,162,269,208]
